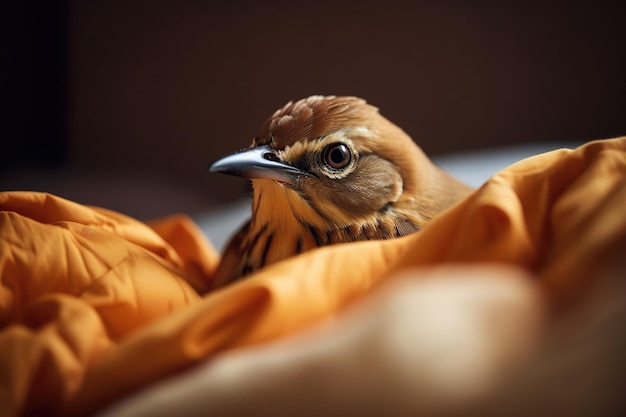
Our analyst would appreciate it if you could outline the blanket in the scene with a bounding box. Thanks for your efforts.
[1,137,625,416]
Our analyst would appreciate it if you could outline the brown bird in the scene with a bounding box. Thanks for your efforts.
[209,95,471,289]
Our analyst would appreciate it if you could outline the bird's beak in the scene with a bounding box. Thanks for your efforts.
[208,144,311,186]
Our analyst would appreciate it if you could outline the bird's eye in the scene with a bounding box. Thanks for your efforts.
[323,143,352,170]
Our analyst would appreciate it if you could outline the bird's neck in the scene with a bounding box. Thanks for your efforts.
[247,180,323,266]
[247,179,423,270]
[252,180,319,233]
[251,178,379,239]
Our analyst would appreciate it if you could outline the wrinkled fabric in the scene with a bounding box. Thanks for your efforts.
[0,137,625,416]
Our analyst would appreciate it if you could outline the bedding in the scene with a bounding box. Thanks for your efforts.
[1,137,625,416]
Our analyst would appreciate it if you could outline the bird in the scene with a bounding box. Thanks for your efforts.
[208,95,471,289]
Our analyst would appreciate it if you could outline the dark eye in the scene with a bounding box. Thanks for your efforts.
[323,143,352,169]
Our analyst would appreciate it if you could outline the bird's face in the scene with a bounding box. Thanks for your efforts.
[271,129,403,226]
[210,96,413,230]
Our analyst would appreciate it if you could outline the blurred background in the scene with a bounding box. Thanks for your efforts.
[2,0,625,221]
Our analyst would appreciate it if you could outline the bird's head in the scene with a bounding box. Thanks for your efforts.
[210,95,467,231]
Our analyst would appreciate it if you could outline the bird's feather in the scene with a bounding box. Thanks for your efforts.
[210,95,472,288]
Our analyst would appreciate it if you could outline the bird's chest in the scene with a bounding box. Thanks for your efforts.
[215,212,418,288]
[236,220,318,276]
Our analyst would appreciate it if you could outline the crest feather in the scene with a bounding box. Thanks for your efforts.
[254,95,379,149]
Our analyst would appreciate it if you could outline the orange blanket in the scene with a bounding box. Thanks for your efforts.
[1,138,625,416]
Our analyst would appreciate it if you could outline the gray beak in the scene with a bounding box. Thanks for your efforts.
[208,144,311,185]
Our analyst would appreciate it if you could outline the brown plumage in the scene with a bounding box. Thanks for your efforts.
[209,95,471,289]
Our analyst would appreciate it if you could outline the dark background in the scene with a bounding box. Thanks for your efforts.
[2,0,625,220]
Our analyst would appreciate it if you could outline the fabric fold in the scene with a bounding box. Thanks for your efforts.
[0,137,624,417]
